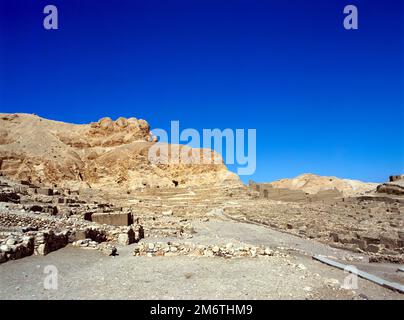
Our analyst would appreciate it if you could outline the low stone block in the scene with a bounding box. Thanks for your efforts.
[36,188,53,196]
[92,212,131,226]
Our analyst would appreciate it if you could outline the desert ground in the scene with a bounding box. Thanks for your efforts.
[1,219,403,300]
[0,114,403,300]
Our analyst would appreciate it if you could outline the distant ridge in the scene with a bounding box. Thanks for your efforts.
[267,173,377,196]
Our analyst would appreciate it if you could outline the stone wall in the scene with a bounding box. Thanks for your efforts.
[34,230,68,255]
[91,212,133,226]
[0,230,69,263]
[133,242,286,258]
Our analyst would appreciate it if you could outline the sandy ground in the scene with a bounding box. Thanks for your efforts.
[0,219,403,300]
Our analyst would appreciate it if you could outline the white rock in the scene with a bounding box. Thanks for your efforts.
[298,264,307,270]
[36,244,47,255]
[264,248,273,255]
[6,238,16,245]
[0,244,10,252]
[324,278,340,286]
[117,233,129,245]
[204,249,214,257]
[162,210,173,216]
[207,208,224,217]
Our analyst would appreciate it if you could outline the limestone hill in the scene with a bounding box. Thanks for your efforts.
[266,173,377,196]
[0,114,240,191]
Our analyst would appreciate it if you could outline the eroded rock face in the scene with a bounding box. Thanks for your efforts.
[377,175,404,196]
[0,114,240,190]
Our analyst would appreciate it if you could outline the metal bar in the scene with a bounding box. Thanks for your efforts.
[313,255,404,294]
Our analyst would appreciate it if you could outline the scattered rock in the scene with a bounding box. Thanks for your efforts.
[133,242,286,259]
[162,210,173,216]
[297,264,307,271]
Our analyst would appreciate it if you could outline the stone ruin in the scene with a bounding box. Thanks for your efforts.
[0,177,145,264]
[248,180,342,202]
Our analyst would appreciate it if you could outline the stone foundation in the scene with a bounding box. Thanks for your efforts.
[133,242,286,259]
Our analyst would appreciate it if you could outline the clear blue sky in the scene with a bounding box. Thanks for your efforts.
[1,0,403,183]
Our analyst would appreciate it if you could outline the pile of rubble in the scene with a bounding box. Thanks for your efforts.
[0,234,34,263]
[133,241,286,259]
[72,240,118,256]
[72,239,101,249]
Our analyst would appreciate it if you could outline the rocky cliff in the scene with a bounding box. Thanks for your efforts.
[0,114,240,190]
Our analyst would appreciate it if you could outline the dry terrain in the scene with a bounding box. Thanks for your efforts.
[0,114,403,300]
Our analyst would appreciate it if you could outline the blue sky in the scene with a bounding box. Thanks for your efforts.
[0,0,403,183]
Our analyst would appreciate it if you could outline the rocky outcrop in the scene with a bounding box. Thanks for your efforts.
[377,175,404,196]
[0,114,240,191]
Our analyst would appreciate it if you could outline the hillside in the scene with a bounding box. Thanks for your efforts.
[0,113,241,190]
[268,173,377,196]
